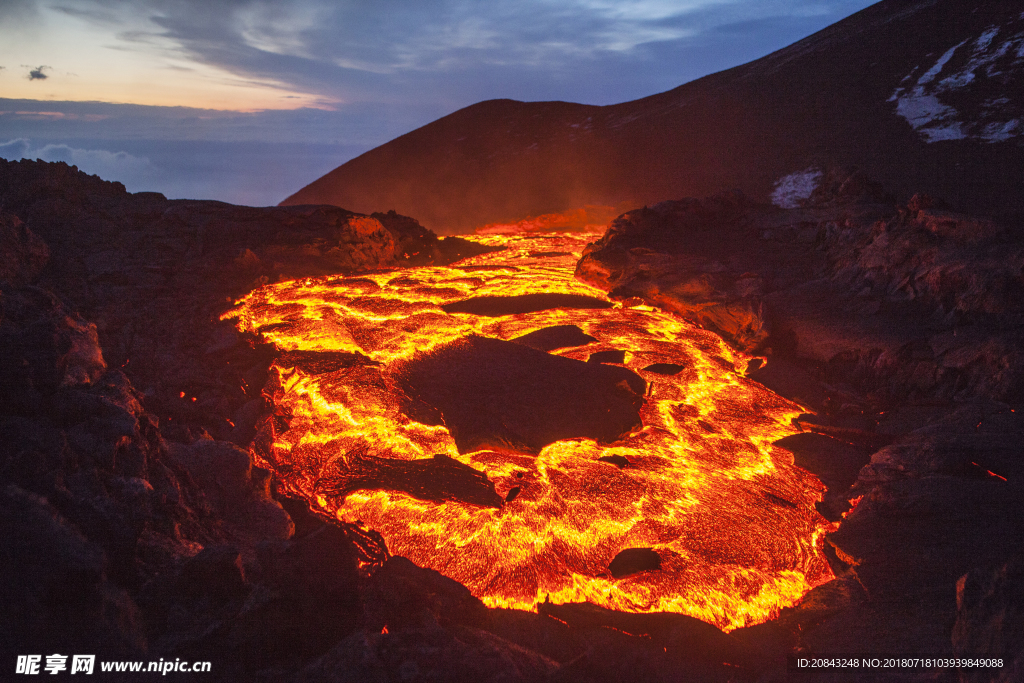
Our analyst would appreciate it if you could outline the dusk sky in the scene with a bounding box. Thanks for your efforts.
[1,0,877,206]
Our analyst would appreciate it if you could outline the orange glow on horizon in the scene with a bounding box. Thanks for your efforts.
[0,72,334,112]
[0,6,334,112]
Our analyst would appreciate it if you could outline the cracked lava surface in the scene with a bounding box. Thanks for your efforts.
[226,232,834,631]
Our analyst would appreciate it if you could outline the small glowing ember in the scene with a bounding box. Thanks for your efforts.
[226,232,834,631]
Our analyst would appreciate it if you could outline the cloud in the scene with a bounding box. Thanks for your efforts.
[27,65,49,80]
[0,132,369,206]
[0,138,158,186]
[37,143,156,177]
[11,0,876,108]
[0,0,38,26]
[0,138,31,159]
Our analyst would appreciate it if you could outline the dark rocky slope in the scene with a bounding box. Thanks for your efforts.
[283,0,1024,233]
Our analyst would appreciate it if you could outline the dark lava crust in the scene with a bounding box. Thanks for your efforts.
[395,335,646,454]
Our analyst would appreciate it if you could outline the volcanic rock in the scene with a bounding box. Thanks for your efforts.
[0,213,49,284]
[509,324,597,351]
[275,349,380,375]
[317,452,504,509]
[0,158,469,446]
[953,552,1024,683]
[577,183,1024,405]
[441,292,613,316]
[588,349,626,364]
[294,555,563,683]
[0,284,248,664]
[296,627,560,683]
[363,556,488,632]
[0,484,146,660]
[253,525,362,654]
[0,286,106,415]
[168,439,294,552]
[772,432,873,520]
[640,363,685,376]
[395,335,646,454]
[575,192,779,351]
[540,601,741,659]
[371,209,500,265]
[806,406,1024,655]
[179,545,248,600]
[608,547,661,578]
[745,356,829,412]
[142,523,365,675]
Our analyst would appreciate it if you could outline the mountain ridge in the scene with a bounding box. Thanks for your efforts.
[283,0,1023,233]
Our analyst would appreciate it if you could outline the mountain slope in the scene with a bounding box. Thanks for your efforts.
[283,0,1024,233]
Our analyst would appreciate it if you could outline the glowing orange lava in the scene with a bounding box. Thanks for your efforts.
[226,232,834,631]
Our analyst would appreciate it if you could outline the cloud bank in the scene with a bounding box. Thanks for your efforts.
[0,134,368,205]
[0,137,157,185]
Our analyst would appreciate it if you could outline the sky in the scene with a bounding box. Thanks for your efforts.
[0,0,878,206]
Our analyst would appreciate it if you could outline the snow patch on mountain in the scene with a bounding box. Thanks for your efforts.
[771,168,821,208]
[890,21,1024,143]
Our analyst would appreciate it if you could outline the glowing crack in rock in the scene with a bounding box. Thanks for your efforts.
[226,232,834,631]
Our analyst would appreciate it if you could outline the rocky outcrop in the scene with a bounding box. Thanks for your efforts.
[0,159,492,447]
[0,283,275,664]
[0,285,106,415]
[575,190,780,352]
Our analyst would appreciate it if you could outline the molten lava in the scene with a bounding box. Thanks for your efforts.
[226,232,834,631]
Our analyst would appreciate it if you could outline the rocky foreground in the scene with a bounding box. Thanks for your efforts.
[2,160,1022,682]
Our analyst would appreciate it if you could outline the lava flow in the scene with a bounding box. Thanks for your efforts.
[226,231,834,631]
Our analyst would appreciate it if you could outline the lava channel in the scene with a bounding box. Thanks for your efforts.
[226,231,834,631]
